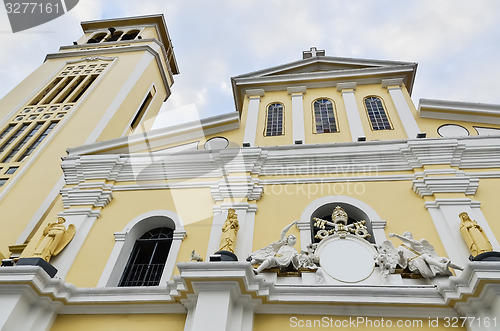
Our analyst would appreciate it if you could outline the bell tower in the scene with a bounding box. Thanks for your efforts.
[0,14,178,261]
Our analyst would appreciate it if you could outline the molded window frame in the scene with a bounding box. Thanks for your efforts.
[264,102,285,137]
[363,96,393,131]
[97,210,186,287]
[312,98,339,134]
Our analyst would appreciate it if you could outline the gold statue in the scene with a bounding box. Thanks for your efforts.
[33,217,76,262]
[219,209,239,253]
[459,212,492,256]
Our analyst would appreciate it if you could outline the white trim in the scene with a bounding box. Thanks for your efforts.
[298,195,386,250]
[288,86,306,144]
[419,98,500,125]
[67,111,239,156]
[382,79,422,139]
[97,210,186,287]
[337,83,365,142]
[242,89,264,147]
[84,52,154,146]
[425,199,500,269]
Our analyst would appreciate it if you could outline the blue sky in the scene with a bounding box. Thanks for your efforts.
[1,0,499,128]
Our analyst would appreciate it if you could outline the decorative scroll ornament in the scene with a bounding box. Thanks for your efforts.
[459,212,492,256]
[313,206,370,240]
[375,232,463,279]
[33,217,76,262]
[219,209,239,253]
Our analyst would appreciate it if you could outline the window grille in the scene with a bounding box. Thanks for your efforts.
[364,96,392,130]
[265,103,284,136]
[118,227,173,287]
[313,99,338,133]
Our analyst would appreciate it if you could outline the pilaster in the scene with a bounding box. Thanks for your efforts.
[287,86,306,144]
[337,82,365,141]
[243,89,265,147]
[382,78,423,139]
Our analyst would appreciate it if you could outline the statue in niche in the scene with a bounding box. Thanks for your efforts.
[459,212,493,257]
[219,209,239,253]
[33,217,75,262]
[247,221,300,274]
[375,232,463,279]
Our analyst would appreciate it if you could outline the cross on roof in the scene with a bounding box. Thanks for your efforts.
[302,47,325,59]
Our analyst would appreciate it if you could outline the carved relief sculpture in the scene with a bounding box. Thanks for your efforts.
[33,217,76,262]
[247,221,300,274]
[219,208,239,253]
[459,212,492,257]
[375,232,463,279]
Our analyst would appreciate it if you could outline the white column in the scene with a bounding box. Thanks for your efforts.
[0,292,56,331]
[425,199,500,269]
[189,289,232,331]
[287,86,306,144]
[206,203,258,261]
[243,89,264,147]
[382,78,423,139]
[337,82,365,142]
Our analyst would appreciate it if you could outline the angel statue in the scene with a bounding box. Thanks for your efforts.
[375,240,400,276]
[247,221,300,274]
[33,217,76,262]
[386,232,463,279]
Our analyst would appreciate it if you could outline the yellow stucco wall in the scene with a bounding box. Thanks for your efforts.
[253,180,447,257]
[0,44,170,258]
[63,188,214,287]
[254,314,465,330]
[51,314,185,331]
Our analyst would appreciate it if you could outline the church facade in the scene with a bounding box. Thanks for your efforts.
[1,14,500,331]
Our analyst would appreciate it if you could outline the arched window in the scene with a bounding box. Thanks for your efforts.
[364,96,392,130]
[265,103,284,136]
[313,98,338,133]
[87,32,106,44]
[118,227,173,287]
[97,211,186,287]
[106,31,123,42]
[121,30,140,41]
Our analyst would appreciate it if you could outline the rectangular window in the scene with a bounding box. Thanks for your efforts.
[0,123,30,153]
[18,122,57,161]
[0,178,7,187]
[0,124,16,140]
[70,74,99,103]
[29,77,63,105]
[5,167,18,174]
[2,123,43,163]
[131,91,153,130]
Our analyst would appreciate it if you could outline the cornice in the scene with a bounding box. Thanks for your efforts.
[61,136,500,186]
[418,98,500,125]
[66,111,240,156]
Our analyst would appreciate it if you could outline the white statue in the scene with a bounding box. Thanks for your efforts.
[375,232,463,279]
[248,221,300,274]
[299,243,319,270]
[375,240,400,276]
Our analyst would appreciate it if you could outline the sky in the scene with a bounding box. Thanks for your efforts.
[0,0,499,129]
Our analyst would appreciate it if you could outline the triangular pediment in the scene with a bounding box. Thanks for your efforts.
[235,56,416,79]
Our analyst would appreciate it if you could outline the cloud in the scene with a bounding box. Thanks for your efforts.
[0,0,499,126]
